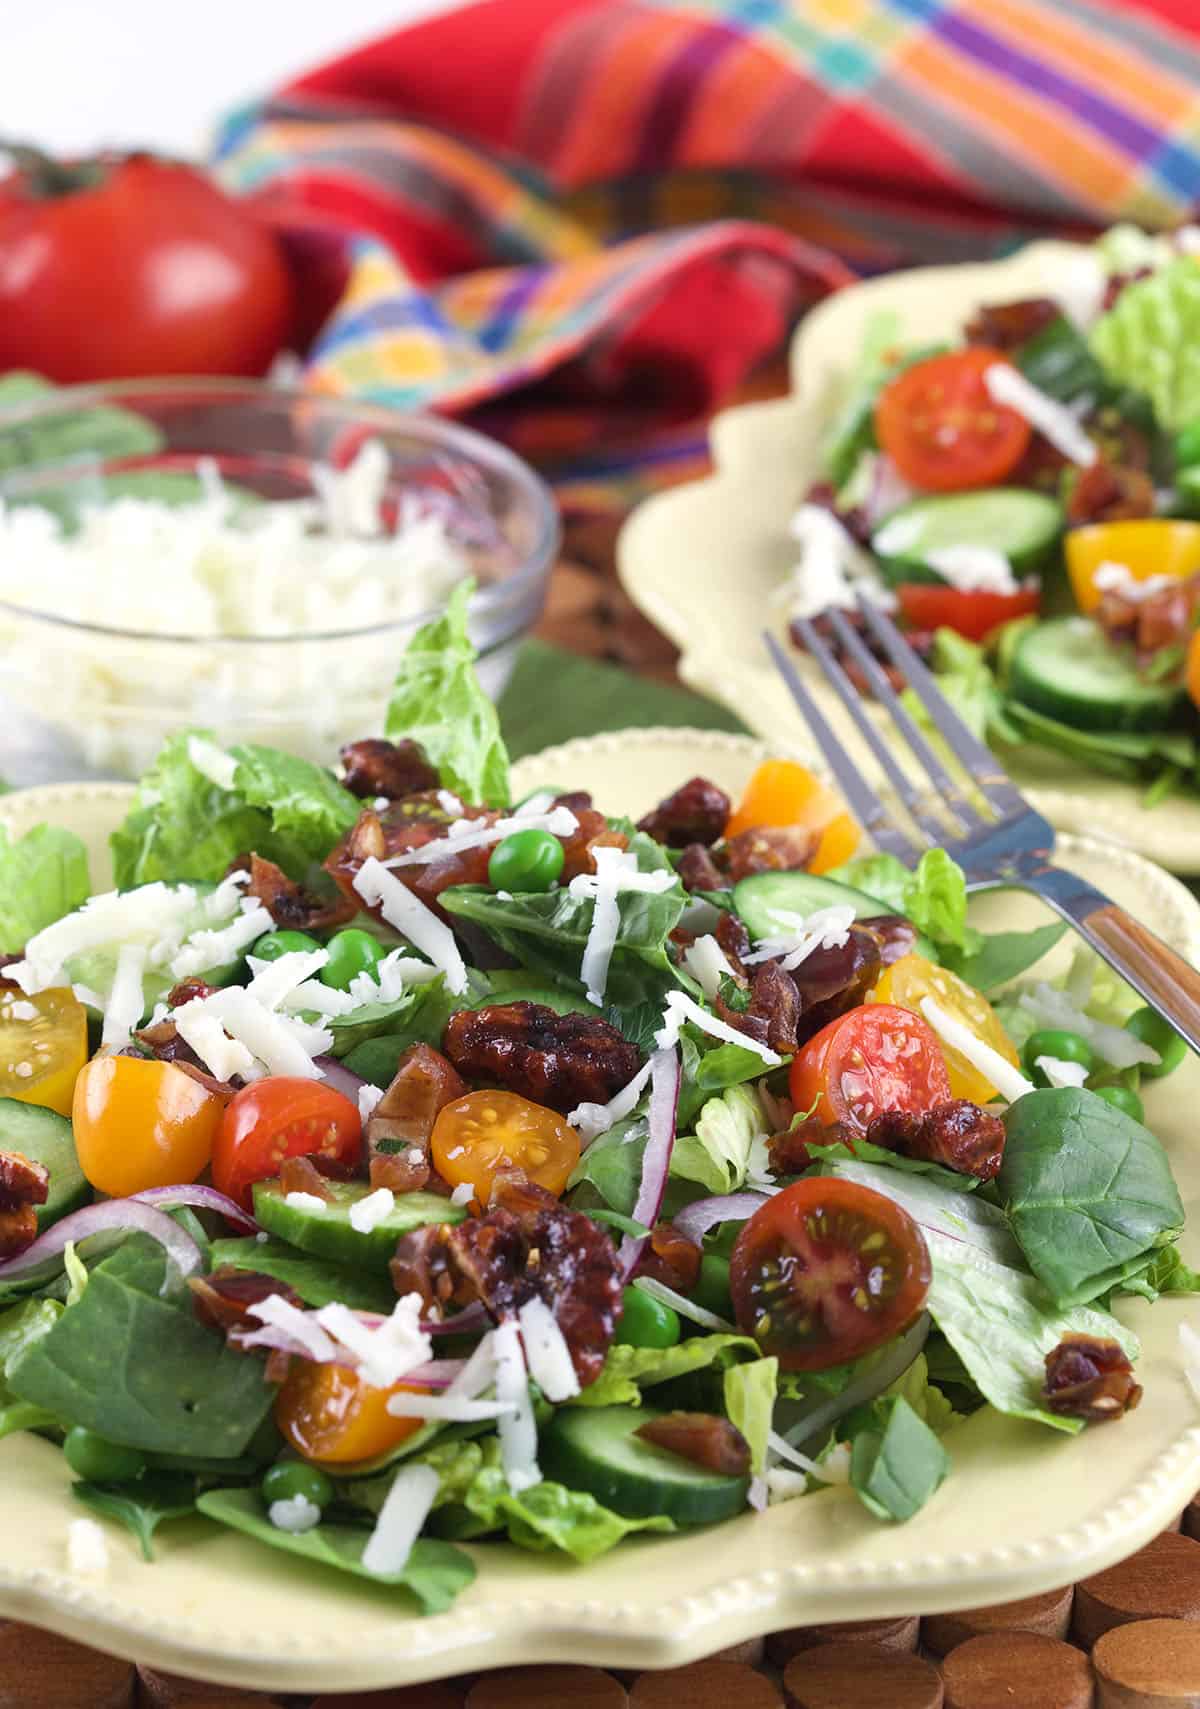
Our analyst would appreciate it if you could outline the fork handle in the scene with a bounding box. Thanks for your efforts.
[1026,868,1200,1058]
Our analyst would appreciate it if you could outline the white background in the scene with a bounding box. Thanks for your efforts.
[0,1,462,158]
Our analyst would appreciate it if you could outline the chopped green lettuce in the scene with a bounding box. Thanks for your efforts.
[671,1083,767,1195]
[1091,256,1200,430]
[384,579,509,807]
[574,1332,761,1409]
[849,1394,950,1522]
[724,1356,777,1475]
[828,846,975,952]
[883,1352,961,1436]
[0,824,89,953]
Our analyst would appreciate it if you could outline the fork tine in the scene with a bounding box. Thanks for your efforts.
[855,599,1031,820]
[823,608,989,835]
[762,631,923,863]
[793,617,954,844]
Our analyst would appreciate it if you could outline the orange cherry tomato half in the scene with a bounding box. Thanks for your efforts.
[1065,519,1200,614]
[730,1176,932,1371]
[895,582,1040,642]
[725,759,861,874]
[875,349,1032,492]
[789,1003,951,1136]
[72,1055,223,1197]
[214,1077,362,1211]
[0,985,87,1117]
[431,1089,580,1206]
[274,1360,425,1466]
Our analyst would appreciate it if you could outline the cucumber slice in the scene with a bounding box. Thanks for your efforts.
[1009,616,1183,733]
[540,1405,749,1525]
[872,488,1062,584]
[734,872,903,937]
[0,1098,89,1229]
[469,983,600,1017]
[252,1180,464,1273]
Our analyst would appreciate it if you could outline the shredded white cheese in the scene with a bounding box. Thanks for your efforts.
[313,1295,430,1389]
[920,996,1035,1103]
[240,1294,340,1363]
[655,988,781,1067]
[681,933,737,1002]
[923,545,1019,596]
[983,363,1097,467]
[348,1187,396,1235]
[187,734,240,790]
[1092,561,1177,604]
[173,1005,258,1083]
[742,904,855,973]
[569,846,677,1005]
[383,804,578,868]
[493,1317,541,1493]
[383,1391,515,1422]
[175,985,331,1080]
[449,1181,476,1207]
[1034,1055,1090,1090]
[284,1191,328,1215]
[244,948,331,1009]
[169,902,274,981]
[517,1297,581,1402]
[358,1084,385,1123]
[269,1495,322,1535]
[352,857,468,995]
[66,1518,110,1576]
[361,1463,440,1577]
[100,942,146,1049]
[569,1056,655,1144]
[779,503,894,621]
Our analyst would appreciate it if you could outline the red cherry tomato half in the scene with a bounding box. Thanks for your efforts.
[730,1176,932,1371]
[895,582,1040,642]
[875,349,1032,492]
[789,1004,951,1136]
[213,1077,362,1211]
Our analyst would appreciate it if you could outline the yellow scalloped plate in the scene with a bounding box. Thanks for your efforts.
[2,731,1200,1694]
[617,241,1200,874]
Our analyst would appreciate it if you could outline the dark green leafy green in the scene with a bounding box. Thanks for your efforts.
[676,1026,770,1128]
[567,1115,648,1215]
[384,579,509,808]
[849,1395,950,1522]
[1015,314,1155,432]
[942,923,1068,993]
[196,1486,475,1611]
[999,1088,1184,1307]
[0,823,90,952]
[8,1238,274,1456]
[0,1297,61,1441]
[207,1239,396,1313]
[0,371,162,481]
[72,1472,197,1562]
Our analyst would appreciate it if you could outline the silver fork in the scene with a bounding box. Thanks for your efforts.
[765,604,1200,1057]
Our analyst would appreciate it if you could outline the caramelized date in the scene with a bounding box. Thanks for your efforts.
[0,1149,49,1209]
[191,1269,305,1337]
[634,1222,702,1293]
[339,737,439,802]
[767,1116,854,1177]
[558,809,629,882]
[366,1043,466,1192]
[715,910,751,974]
[0,1205,37,1258]
[636,1412,751,1476]
[1043,1333,1142,1422]
[717,960,800,1054]
[724,824,817,880]
[133,1019,238,1103]
[637,777,731,849]
[442,1002,641,1114]
[278,1154,335,1201]
[166,978,218,1009]
[964,296,1060,351]
[792,926,883,1039]
[326,795,497,919]
[867,1099,1006,1181]
[859,914,918,968]
[1066,459,1155,526]
[676,843,729,894]
[242,853,356,933]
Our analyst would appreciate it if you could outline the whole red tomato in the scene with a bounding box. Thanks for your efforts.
[0,147,294,381]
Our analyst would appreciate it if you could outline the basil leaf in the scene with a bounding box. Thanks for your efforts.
[849,1395,950,1522]
[72,1472,197,1563]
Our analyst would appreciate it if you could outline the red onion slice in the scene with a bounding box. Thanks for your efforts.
[314,1055,369,1104]
[0,1199,203,1283]
[129,1185,259,1234]
[674,1191,772,1245]
[618,1048,681,1279]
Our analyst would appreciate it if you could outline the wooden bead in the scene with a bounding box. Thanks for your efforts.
[0,1623,134,1709]
[1075,1534,1200,1647]
[942,1632,1094,1709]
[708,1636,766,1666]
[767,1615,920,1666]
[1093,1619,1200,1706]
[301,1685,467,1709]
[468,1667,626,1709]
[783,1640,944,1709]
[629,1660,782,1708]
[921,1586,1075,1656]
[135,1665,275,1706]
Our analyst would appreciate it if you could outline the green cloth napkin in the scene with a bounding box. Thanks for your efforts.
[497,639,746,760]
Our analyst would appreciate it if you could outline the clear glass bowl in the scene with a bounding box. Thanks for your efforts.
[0,380,559,783]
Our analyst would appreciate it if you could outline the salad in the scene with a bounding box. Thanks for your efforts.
[788,223,1200,806]
[0,583,1194,1613]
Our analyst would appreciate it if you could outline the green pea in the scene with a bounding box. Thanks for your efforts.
[1022,1028,1095,1086]
[691,1254,733,1320]
[252,929,321,963]
[1125,1006,1187,1080]
[1175,420,1200,471]
[1093,1083,1145,1123]
[63,1426,147,1483]
[320,928,387,992]
[261,1460,335,1511]
[488,828,565,895]
[614,1285,681,1349]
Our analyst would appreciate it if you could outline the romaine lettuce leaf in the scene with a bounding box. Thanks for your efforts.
[1091,256,1200,430]
[828,846,975,952]
[384,579,509,808]
[0,823,90,953]
[724,1356,777,1475]
[573,1332,761,1409]
[671,1083,768,1196]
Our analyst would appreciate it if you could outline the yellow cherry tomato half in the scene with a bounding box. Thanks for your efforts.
[724,759,860,873]
[1065,520,1200,613]
[431,1089,580,1205]
[72,1054,224,1197]
[869,953,1020,1105]
[0,985,87,1117]
[274,1360,425,1466]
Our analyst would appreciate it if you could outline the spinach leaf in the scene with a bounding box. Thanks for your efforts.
[72,1472,197,1562]
[0,824,90,952]
[567,1115,647,1215]
[999,1088,1184,1306]
[207,1238,396,1313]
[384,579,510,808]
[849,1395,950,1522]
[942,922,1068,993]
[196,1486,475,1612]
[0,1297,60,1439]
[8,1238,274,1456]
[807,1137,979,1194]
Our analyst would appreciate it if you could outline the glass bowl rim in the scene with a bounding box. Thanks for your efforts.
[0,376,561,648]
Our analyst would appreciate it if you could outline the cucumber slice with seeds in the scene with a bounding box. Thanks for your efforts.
[872,488,1062,584]
[0,1098,89,1229]
[252,1179,464,1273]
[1009,616,1183,733]
[540,1404,750,1525]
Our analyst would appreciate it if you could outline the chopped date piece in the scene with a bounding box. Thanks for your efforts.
[792,609,936,699]
[326,795,497,920]
[558,808,630,883]
[134,1018,239,1103]
[278,1154,335,1201]
[1066,459,1155,526]
[767,1116,853,1177]
[366,1043,466,1192]
[442,1002,641,1114]
[634,1222,703,1293]
[803,478,872,547]
[1101,267,1153,312]
[0,1205,37,1258]
[166,977,218,1009]
[637,776,731,849]
[241,853,356,933]
[390,1174,622,1386]
[190,1269,306,1337]
[715,910,751,975]
[1043,1333,1143,1423]
[964,296,1060,351]
[867,1099,1006,1181]
[339,737,440,802]
[859,914,918,969]
[0,1149,49,1209]
[717,960,801,1054]
[791,926,883,1042]
[1095,571,1200,668]
[676,842,730,894]
[635,1411,751,1477]
[724,824,818,880]
[551,791,593,815]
